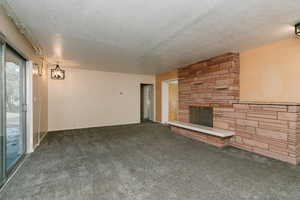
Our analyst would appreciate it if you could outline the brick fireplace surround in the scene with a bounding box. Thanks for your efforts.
[170,53,300,164]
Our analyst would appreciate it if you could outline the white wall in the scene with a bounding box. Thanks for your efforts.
[48,68,155,131]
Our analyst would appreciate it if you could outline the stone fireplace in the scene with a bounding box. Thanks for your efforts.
[169,52,300,164]
[178,53,240,128]
[170,53,239,148]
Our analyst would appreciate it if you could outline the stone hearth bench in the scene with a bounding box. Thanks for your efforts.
[168,121,235,147]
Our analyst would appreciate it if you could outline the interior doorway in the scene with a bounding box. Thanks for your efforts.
[161,80,178,123]
[140,84,154,122]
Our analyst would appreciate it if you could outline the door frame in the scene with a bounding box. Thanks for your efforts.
[140,83,154,122]
[161,79,178,123]
[5,45,27,173]
[0,38,6,187]
[0,34,33,189]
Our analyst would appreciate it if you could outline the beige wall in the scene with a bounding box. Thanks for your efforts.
[155,70,178,122]
[156,38,300,121]
[48,68,155,131]
[32,58,48,146]
[0,6,48,148]
[240,38,300,103]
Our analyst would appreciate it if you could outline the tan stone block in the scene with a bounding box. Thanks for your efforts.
[256,128,288,141]
[278,112,300,121]
[263,105,287,112]
[235,131,254,139]
[192,134,208,143]
[247,112,277,120]
[234,109,248,113]
[236,125,256,134]
[247,109,277,114]
[253,147,296,164]
[269,145,289,156]
[236,136,243,143]
[287,129,300,135]
[233,104,249,110]
[247,117,288,125]
[213,121,230,130]
[212,96,235,100]
[171,127,230,147]
[259,120,288,128]
[287,132,300,144]
[258,124,289,132]
[234,112,247,119]
[214,107,234,112]
[288,105,300,113]
[243,138,269,149]
[288,153,298,158]
[287,144,299,154]
[237,119,259,127]
[249,105,263,110]
[214,112,246,119]
[255,135,288,148]
[288,121,300,130]
[229,137,235,143]
[229,86,239,90]
[214,117,235,124]
[231,143,253,152]
[215,79,234,86]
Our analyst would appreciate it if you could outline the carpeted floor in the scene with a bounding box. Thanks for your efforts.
[1,123,300,200]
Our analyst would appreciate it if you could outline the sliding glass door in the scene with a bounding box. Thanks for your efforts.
[0,42,26,187]
[5,46,26,171]
[0,41,5,186]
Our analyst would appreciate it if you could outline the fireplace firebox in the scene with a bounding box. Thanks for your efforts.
[189,106,213,127]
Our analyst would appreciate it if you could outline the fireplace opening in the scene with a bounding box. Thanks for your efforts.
[189,106,213,127]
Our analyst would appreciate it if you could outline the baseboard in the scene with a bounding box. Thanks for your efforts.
[0,155,28,195]
[47,122,143,133]
[33,131,48,150]
[39,131,48,144]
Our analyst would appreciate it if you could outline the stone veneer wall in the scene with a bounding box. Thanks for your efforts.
[216,103,300,164]
[178,53,240,131]
[170,126,231,147]
[178,53,240,123]
[176,52,300,164]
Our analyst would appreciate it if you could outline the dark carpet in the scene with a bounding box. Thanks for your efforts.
[1,123,300,200]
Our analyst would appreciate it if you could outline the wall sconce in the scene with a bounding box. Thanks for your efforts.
[33,63,44,76]
[38,62,44,76]
[295,23,300,36]
[33,64,39,76]
[51,64,65,80]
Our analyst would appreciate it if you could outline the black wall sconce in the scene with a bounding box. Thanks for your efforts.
[51,64,65,80]
[295,23,300,36]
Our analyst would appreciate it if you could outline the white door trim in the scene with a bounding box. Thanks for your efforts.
[26,61,33,153]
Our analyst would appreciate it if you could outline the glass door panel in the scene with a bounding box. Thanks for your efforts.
[0,42,5,186]
[5,46,26,171]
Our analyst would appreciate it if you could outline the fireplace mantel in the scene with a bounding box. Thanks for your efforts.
[168,121,235,138]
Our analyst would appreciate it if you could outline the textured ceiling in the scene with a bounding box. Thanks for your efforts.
[6,0,300,74]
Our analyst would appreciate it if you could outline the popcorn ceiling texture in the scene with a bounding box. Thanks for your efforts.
[6,0,300,74]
